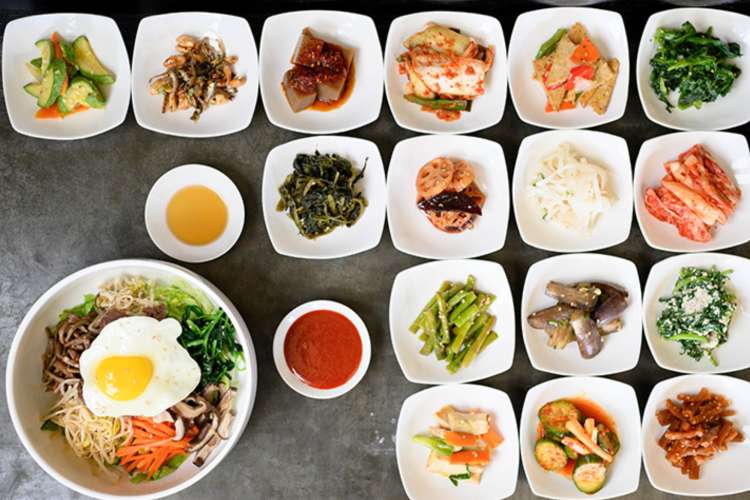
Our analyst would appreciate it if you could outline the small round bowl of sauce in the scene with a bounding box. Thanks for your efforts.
[145,164,245,263]
[273,300,371,399]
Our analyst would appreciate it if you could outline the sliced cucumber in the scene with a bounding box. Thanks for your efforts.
[72,35,114,85]
[534,438,568,471]
[23,82,42,98]
[538,400,583,436]
[564,444,578,460]
[37,58,66,108]
[597,424,620,457]
[35,39,54,75]
[58,76,97,113]
[30,57,42,68]
[85,81,106,108]
[58,38,76,64]
[573,455,607,494]
[25,62,42,80]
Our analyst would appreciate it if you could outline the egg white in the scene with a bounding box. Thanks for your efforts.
[79,316,201,417]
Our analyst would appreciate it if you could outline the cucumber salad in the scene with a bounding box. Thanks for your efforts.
[657,266,737,366]
[23,32,114,119]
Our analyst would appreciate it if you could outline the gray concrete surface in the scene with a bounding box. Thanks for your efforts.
[2,1,750,499]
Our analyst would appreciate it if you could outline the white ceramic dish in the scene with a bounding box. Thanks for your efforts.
[144,164,245,263]
[5,259,257,499]
[2,13,130,140]
[519,376,641,500]
[633,131,750,253]
[389,259,515,385]
[521,253,642,376]
[131,12,259,138]
[643,252,750,374]
[508,7,629,129]
[262,135,386,259]
[383,11,507,134]
[387,135,510,259]
[642,374,750,496]
[259,10,383,134]
[272,300,371,399]
[636,8,750,131]
[512,130,633,252]
[396,384,519,500]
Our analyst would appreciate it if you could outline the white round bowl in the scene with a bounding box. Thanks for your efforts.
[5,259,257,499]
[273,300,371,399]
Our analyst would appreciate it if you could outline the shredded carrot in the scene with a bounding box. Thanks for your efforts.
[443,431,479,447]
[449,449,490,465]
[51,32,63,58]
[481,419,503,449]
[115,417,197,479]
[571,37,599,63]
[35,104,88,119]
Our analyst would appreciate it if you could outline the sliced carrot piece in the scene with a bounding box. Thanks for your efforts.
[449,449,491,465]
[571,36,599,63]
[443,431,480,447]
[481,422,504,449]
[559,100,577,111]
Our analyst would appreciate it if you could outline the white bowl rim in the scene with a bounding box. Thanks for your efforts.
[258,10,383,135]
[383,10,507,135]
[144,163,245,263]
[272,299,371,399]
[2,12,131,141]
[5,258,258,500]
[131,11,259,139]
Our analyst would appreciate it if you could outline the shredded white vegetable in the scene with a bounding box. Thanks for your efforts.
[42,382,132,477]
[527,143,616,234]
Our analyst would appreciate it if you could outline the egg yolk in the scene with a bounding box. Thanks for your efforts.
[95,356,153,401]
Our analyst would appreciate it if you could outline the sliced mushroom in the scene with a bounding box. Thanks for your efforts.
[193,435,221,467]
[152,411,173,424]
[188,412,218,453]
[173,418,186,441]
[216,410,235,440]
[172,395,210,419]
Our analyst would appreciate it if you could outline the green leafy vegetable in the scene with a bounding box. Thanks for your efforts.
[276,151,367,239]
[59,293,96,320]
[40,419,63,433]
[177,304,244,388]
[130,454,188,483]
[657,266,736,364]
[449,466,471,486]
[649,21,741,112]
[155,282,213,319]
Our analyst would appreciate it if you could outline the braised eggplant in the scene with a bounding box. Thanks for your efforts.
[545,282,601,309]
[570,310,603,359]
[591,283,629,324]
[527,304,575,330]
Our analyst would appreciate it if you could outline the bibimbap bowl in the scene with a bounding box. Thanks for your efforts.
[6,259,257,499]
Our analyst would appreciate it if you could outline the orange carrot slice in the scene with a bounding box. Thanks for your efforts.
[449,449,491,465]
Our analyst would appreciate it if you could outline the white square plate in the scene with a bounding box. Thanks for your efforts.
[387,135,510,259]
[642,374,750,496]
[2,13,130,140]
[132,12,259,138]
[389,259,515,385]
[633,131,750,253]
[396,384,519,500]
[259,10,383,134]
[520,376,641,500]
[508,7,629,129]
[512,130,633,252]
[384,11,507,134]
[636,8,750,131]
[521,253,642,376]
[261,135,386,259]
[643,252,750,374]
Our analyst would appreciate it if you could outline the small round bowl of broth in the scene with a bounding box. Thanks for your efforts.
[273,300,371,399]
[145,164,244,263]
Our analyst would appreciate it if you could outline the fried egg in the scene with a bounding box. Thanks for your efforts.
[79,316,200,417]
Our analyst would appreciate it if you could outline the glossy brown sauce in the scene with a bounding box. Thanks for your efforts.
[311,64,355,112]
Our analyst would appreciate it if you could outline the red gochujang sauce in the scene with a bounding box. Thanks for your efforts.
[284,310,362,389]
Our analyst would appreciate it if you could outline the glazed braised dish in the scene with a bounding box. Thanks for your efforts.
[412,405,503,486]
[656,388,744,479]
[527,281,629,359]
[282,28,355,112]
[533,23,619,114]
[397,23,494,121]
[410,275,498,373]
[149,35,246,121]
[650,22,742,112]
[534,398,620,494]
[41,276,243,481]
[657,266,737,366]
[416,157,485,233]
[528,143,616,234]
[23,32,114,119]
[644,144,741,243]
[276,151,367,239]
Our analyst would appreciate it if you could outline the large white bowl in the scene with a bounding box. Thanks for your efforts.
[2,13,131,140]
[5,259,257,499]
[383,11,507,134]
[508,7,629,129]
[636,8,750,131]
